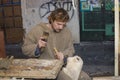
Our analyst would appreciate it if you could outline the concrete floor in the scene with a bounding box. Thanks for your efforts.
[74,41,114,77]
[5,41,114,77]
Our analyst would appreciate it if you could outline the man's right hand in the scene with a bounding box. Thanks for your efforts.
[38,37,47,48]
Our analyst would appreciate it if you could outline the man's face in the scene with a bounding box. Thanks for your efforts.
[51,20,66,33]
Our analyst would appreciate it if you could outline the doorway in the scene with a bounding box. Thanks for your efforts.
[79,0,114,41]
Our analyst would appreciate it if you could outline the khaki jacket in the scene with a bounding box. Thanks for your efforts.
[22,22,75,59]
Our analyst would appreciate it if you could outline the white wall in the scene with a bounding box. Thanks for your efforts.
[21,0,80,43]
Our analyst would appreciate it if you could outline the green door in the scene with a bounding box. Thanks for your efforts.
[79,0,114,41]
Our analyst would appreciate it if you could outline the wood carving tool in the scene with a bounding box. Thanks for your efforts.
[53,47,58,57]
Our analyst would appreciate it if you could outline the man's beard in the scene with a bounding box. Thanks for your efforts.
[51,24,61,33]
[53,29,61,33]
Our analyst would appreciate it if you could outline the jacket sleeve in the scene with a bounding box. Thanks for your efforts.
[22,33,37,57]
[22,26,43,57]
[34,45,41,57]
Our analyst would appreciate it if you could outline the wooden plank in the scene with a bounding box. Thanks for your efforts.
[93,76,120,80]
[0,59,63,79]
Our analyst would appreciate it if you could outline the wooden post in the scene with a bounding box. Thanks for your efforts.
[114,0,119,76]
[0,31,6,58]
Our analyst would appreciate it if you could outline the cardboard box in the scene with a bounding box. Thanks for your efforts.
[5,28,24,43]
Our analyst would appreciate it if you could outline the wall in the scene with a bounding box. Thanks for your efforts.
[21,0,80,43]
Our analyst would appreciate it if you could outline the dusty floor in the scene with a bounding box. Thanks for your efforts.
[5,41,114,77]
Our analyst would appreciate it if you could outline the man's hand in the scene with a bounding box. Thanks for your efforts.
[56,52,64,61]
[38,37,47,48]
[54,48,64,60]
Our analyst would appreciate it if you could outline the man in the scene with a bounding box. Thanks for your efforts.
[22,8,74,60]
[22,8,91,80]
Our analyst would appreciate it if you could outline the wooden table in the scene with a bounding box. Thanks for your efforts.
[0,59,63,79]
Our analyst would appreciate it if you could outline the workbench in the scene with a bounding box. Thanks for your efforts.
[0,59,63,79]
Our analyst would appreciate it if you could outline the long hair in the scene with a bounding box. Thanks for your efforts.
[48,8,69,24]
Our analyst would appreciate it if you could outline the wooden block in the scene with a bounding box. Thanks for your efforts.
[93,76,120,80]
[0,31,6,58]
[0,59,63,79]
[5,28,24,43]
[14,5,21,16]
[14,17,22,27]
[4,7,13,17]
[4,17,14,27]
